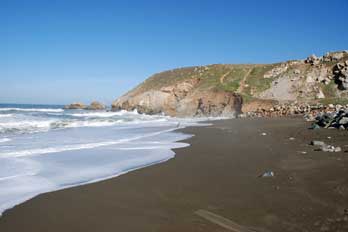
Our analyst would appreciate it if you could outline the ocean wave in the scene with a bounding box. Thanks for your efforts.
[0,138,11,143]
[0,108,64,113]
[0,114,13,118]
[0,120,55,134]
[0,127,179,158]
[0,117,127,134]
[0,108,204,136]
[51,119,125,128]
[67,109,140,118]
[69,112,125,118]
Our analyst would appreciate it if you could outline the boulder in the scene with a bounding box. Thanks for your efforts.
[309,106,348,129]
[333,61,348,90]
[339,117,348,125]
[305,54,320,65]
[64,102,86,109]
[87,101,105,110]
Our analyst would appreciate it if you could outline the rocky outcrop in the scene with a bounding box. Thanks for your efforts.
[86,101,105,110]
[112,50,348,117]
[263,63,288,78]
[242,99,278,113]
[241,102,348,120]
[305,54,320,65]
[333,60,348,90]
[112,78,242,117]
[64,101,106,110]
[64,102,86,109]
[310,106,348,130]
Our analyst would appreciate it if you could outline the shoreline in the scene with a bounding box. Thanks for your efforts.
[0,117,348,231]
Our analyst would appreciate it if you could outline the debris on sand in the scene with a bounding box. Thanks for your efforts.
[310,140,342,153]
[309,108,348,130]
[259,171,274,178]
[311,140,326,146]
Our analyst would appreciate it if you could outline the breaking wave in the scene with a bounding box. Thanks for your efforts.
[0,138,11,143]
[0,108,64,113]
[0,104,206,216]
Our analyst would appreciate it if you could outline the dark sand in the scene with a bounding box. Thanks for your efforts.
[1,117,348,232]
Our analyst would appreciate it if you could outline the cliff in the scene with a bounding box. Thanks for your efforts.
[112,51,348,117]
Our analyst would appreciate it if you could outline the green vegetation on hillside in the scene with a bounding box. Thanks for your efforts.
[243,64,278,97]
[124,51,348,106]
[136,64,265,95]
[321,81,338,99]
[320,98,348,105]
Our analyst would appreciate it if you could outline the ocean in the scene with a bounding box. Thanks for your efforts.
[0,103,205,215]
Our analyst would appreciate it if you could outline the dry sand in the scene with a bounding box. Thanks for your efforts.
[0,117,348,232]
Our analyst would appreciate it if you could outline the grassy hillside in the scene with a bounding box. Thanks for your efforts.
[122,51,348,105]
[134,64,278,96]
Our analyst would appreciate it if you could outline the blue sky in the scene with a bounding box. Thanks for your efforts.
[1,0,348,105]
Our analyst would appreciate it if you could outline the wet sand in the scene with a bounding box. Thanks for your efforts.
[0,117,348,232]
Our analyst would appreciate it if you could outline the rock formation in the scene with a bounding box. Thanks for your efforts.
[64,102,86,109]
[86,101,105,110]
[333,60,348,90]
[112,78,242,117]
[112,51,348,117]
[64,101,106,110]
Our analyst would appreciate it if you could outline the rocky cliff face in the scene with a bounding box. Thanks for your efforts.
[112,78,242,117]
[112,51,348,117]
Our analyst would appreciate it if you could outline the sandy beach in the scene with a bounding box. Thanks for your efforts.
[0,117,348,232]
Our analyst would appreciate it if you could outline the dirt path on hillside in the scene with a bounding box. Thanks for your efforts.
[237,68,253,93]
[219,71,232,84]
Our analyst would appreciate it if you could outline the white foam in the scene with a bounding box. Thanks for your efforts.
[0,138,11,143]
[64,120,124,128]
[69,112,124,117]
[0,106,210,216]
[0,108,64,113]
[68,109,158,118]
[0,114,13,118]
[0,127,183,158]
[0,120,55,134]
[0,119,122,135]
[0,123,195,216]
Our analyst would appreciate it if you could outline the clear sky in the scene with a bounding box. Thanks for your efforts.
[1,0,348,105]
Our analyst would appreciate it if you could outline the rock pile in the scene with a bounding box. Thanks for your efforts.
[242,102,348,128]
[243,103,323,117]
[333,60,348,90]
[309,107,348,130]
[310,140,342,152]
[305,51,347,66]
